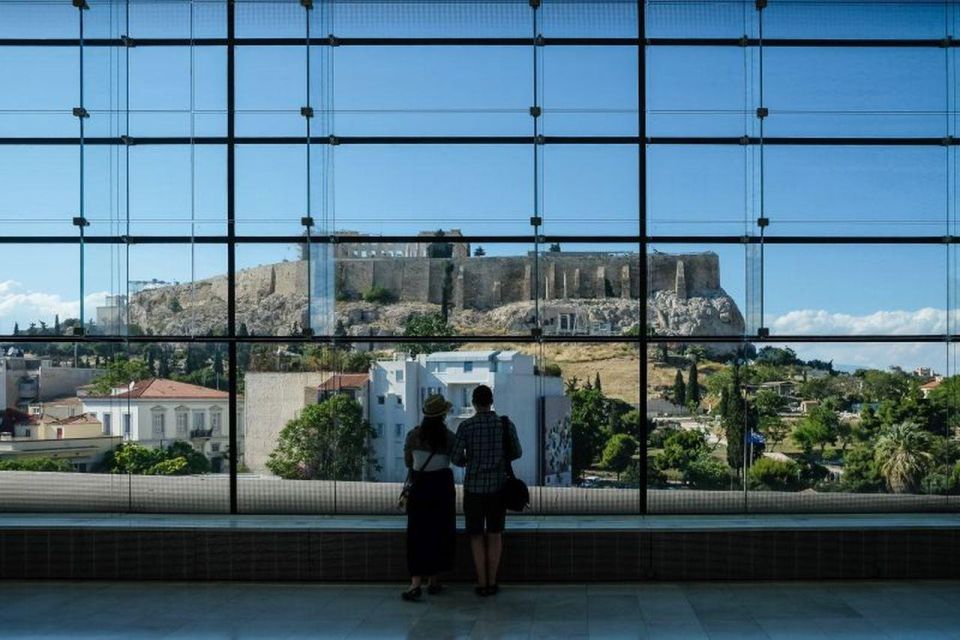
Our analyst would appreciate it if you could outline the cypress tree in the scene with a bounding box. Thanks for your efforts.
[724,365,746,474]
[594,372,602,392]
[686,362,700,408]
[673,369,686,407]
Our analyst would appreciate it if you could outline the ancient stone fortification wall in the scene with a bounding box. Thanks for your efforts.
[334,252,721,310]
[137,252,721,317]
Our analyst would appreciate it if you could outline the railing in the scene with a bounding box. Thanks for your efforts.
[189,429,214,439]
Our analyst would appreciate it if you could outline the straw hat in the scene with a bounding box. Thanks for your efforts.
[422,394,453,417]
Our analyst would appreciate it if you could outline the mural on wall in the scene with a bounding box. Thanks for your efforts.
[543,396,572,486]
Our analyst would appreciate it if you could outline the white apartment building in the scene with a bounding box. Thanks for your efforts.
[80,378,239,473]
[1,353,102,414]
[369,351,571,487]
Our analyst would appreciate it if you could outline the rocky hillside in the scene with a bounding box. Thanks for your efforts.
[127,260,744,353]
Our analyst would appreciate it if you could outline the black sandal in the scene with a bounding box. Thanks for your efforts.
[486,583,499,596]
[427,583,443,595]
[401,586,422,601]
[475,586,488,597]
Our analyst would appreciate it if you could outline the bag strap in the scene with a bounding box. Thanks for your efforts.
[501,415,516,480]
[418,449,437,473]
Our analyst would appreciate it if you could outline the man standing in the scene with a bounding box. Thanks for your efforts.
[450,384,522,597]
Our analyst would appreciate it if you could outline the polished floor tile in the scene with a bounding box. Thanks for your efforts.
[1,580,959,639]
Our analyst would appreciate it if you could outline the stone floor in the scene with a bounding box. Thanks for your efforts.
[2,580,960,639]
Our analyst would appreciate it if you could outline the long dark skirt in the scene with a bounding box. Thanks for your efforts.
[406,467,456,576]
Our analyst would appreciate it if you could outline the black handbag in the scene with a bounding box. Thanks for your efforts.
[500,416,530,512]
[397,449,436,512]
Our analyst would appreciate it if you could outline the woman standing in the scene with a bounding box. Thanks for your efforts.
[401,394,457,601]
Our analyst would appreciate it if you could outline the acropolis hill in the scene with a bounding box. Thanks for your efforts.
[127,251,744,350]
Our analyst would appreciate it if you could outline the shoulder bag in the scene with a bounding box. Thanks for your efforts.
[500,416,530,512]
[397,449,437,512]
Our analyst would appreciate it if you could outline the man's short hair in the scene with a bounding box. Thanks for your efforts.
[472,384,494,407]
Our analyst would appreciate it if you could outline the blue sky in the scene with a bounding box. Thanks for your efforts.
[0,0,959,371]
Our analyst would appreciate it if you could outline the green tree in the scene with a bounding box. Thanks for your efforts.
[212,349,224,390]
[792,405,840,458]
[758,415,790,451]
[168,297,183,313]
[89,358,153,395]
[686,362,700,408]
[672,369,686,407]
[570,386,609,481]
[362,285,396,304]
[723,365,749,473]
[755,346,798,367]
[473,246,486,257]
[840,445,884,493]
[600,434,638,480]
[267,394,374,480]
[753,389,786,418]
[0,458,73,472]
[402,312,459,356]
[748,457,803,492]
[874,423,934,494]
[594,372,602,393]
[685,456,731,490]
[656,429,708,473]
[12,322,18,336]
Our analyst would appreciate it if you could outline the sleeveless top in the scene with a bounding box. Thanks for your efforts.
[404,426,457,472]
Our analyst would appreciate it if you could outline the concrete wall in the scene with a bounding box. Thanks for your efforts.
[242,372,332,474]
[37,367,103,402]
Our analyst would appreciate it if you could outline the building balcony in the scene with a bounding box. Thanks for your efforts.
[189,429,214,440]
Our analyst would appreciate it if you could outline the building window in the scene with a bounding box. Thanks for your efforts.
[395,423,403,438]
[396,397,402,406]
[210,408,222,435]
[395,370,404,382]
[176,409,189,437]
[102,413,112,436]
[463,361,473,372]
[122,413,131,437]
[193,411,206,431]
[211,443,220,453]
[375,423,384,438]
[24,428,31,438]
[377,395,385,405]
[152,410,166,439]
[56,427,63,440]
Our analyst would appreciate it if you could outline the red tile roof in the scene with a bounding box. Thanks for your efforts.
[318,373,369,391]
[921,379,943,390]
[94,378,229,400]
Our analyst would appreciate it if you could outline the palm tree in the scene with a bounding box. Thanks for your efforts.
[873,423,934,494]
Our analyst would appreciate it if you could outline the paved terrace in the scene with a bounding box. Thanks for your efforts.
[2,580,960,639]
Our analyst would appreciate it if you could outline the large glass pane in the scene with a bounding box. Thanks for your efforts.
[0,147,79,236]
[740,341,957,513]
[83,242,228,337]
[647,243,749,341]
[83,145,227,236]
[647,46,759,137]
[335,240,536,340]
[765,245,946,337]
[0,47,78,137]
[236,46,306,136]
[325,1,531,39]
[333,46,530,136]
[765,2,948,40]
[646,345,751,514]
[646,145,759,237]
[536,243,640,338]
[764,146,948,237]
[645,1,759,39]
[542,1,639,38]
[541,46,639,136]
[543,144,640,235]
[764,48,947,138]
[336,145,531,236]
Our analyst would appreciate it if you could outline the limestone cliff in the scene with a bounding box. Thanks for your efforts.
[126,254,745,352]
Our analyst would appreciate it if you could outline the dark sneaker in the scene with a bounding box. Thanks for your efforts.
[401,587,422,602]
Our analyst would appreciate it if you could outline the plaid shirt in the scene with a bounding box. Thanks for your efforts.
[450,410,522,495]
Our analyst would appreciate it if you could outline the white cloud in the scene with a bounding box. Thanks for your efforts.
[769,307,947,336]
[0,280,110,333]
[767,307,952,372]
